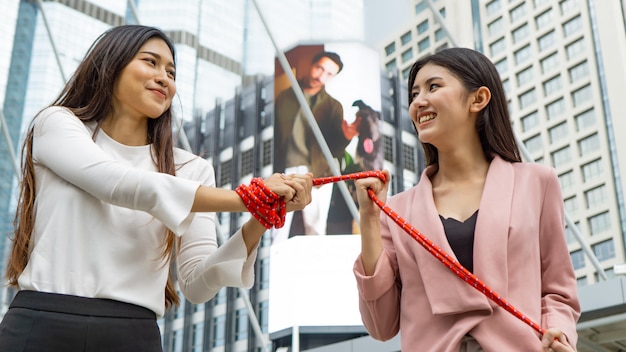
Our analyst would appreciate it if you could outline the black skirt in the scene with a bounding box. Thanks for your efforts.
[0,290,162,352]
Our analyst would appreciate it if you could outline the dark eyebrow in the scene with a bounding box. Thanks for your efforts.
[140,51,176,70]
[412,76,443,91]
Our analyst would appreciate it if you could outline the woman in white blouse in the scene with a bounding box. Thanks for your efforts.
[0,25,311,351]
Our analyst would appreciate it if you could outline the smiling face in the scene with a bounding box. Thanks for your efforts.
[112,37,176,121]
[409,63,477,150]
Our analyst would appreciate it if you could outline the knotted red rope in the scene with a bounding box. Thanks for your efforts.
[236,171,544,335]
[236,178,286,229]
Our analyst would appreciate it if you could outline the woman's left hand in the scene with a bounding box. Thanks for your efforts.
[263,173,313,212]
[541,328,574,352]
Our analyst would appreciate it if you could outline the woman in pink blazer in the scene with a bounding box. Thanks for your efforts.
[353,48,580,352]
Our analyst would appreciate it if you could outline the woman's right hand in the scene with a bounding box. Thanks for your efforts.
[355,170,390,217]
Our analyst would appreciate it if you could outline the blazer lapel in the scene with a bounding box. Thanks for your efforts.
[473,155,513,307]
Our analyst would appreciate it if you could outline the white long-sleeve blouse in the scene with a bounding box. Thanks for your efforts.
[17,106,257,317]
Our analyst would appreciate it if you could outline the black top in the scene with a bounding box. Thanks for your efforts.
[439,210,478,273]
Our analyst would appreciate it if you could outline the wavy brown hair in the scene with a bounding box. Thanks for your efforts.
[7,25,181,309]
[407,47,521,165]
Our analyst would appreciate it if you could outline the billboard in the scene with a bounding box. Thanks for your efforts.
[268,235,363,334]
[271,42,382,244]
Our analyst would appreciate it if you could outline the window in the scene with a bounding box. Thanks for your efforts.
[385,59,397,72]
[241,148,253,176]
[516,65,534,86]
[489,17,505,37]
[572,84,592,107]
[385,42,396,56]
[235,309,248,340]
[403,143,417,172]
[563,16,583,37]
[435,28,446,41]
[486,0,502,17]
[535,9,553,30]
[172,329,183,352]
[401,48,413,63]
[593,239,616,261]
[260,258,270,289]
[559,170,575,190]
[560,0,579,14]
[566,38,585,59]
[582,158,603,182]
[540,52,559,73]
[219,159,232,186]
[521,111,539,132]
[212,316,226,347]
[495,58,509,75]
[546,98,565,120]
[588,212,611,235]
[514,45,532,65]
[401,31,412,45]
[578,133,600,156]
[262,139,272,166]
[418,37,431,51]
[510,3,527,22]
[551,146,571,167]
[417,19,429,34]
[415,1,427,14]
[383,135,394,161]
[402,66,412,79]
[490,37,506,57]
[585,185,606,209]
[519,88,537,109]
[192,323,204,352]
[502,79,511,95]
[569,61,589,83]
[570,249,585,270]
[258,301,269,333]
[538,30,556,51]
[565,222,580,244]
[549,121,568,143]
[524,134,543,153]
[512,23,530,44]
[575,108,596,131]
[543,75,563,96]
[564,196,578,215]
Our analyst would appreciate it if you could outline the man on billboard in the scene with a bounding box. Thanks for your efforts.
[273,50,360,242]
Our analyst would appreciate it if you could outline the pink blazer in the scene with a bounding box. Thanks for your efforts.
[354,156,580,351]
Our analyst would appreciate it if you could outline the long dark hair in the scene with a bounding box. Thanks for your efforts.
[407,47,521,165]
[7,25,181,308]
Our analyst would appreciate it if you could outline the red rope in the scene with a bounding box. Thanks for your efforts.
[236,178,286,229]
[236,171,544,335]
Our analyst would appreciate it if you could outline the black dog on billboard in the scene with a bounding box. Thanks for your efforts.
[327,99,383,235]
[352,99,383,172]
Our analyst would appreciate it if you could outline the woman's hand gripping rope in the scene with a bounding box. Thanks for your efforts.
[236,173,313,229]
